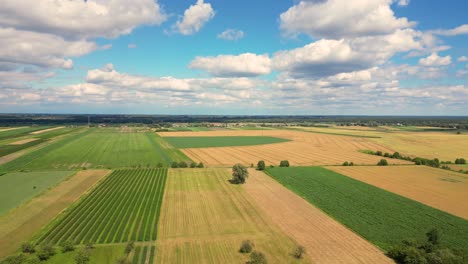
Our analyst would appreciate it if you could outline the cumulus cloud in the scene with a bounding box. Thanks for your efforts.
[0,27,98,69]
[431,24,468,36]
[397,0,410,6]
[419,53,451,66]
[280,0,414,39]
[458,56,468,62]
[174,0,215,35]
[0,0,166,39]
[189,53,271,77]
[217,29,244,41]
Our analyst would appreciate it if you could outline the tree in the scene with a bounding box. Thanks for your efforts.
[124,241,134,255]
[376,151,383,156]
[455,158,466,164]
[426,228,440,245]
[178,161,188,168]
[61,240,75,252]
[279,160,290,167]
[342,161,349,166]
[74,249,90,264]
[36,243,55,261]
[197,162,204,168]
[171,162,179,168]
[392,152,401,159]
[293,245,306,259]
[384,152,391,158]
[349,162,354,166]
[377,159,388,166]
[257,160,265,170]
[232,164,248,184]
[21,242,35,253]
[190,162,197,168]
[249,251,267,264]
[239,240,253,253]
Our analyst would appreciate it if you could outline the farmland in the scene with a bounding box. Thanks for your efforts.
[0,128,190,171]
[160,130,411,166]
[156,168,307,263]
[0,170,109,259]
[0,171,74,215]
[266,166,468,252]
[164,136,289,148]
[329,165,468,219]
[37,168,167,244]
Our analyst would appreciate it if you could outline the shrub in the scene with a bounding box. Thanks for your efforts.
[156,162,164,168]
[171,162,179,168]
[384,152,391,158]
[21,242,35,253]
[1,254,27,264]
[376,151,383,156]
[239,240,253,253]
[74,249,91,264]
[392,152,401,159]
[377,159,388,166]
[249,251,267,264]
[342,161,349,166]
[349,162,354,166]
[178,161,188,168]
[232,164,248,184]
[61,240,75,252]
[279,160,290,167]
[455,158,466,164]
[36,243,55,261]
[257,160,266,170]
[190,162,197,168]
[197,162,204,168]
[293,245,306,259]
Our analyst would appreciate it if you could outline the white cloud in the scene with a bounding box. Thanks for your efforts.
[0,0,166,39]
[458,56,468,62]
[419,53,451,66]
[280,0,414,39]
[0,27,97,69]
[174,0,215,35]
[217,29,244,41]
[189,53,271,77]
[397,0,410,6]
[431,24,468,36]
[128,44,137,49]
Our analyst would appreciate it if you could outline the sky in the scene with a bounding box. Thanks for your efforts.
[0,0,467,115]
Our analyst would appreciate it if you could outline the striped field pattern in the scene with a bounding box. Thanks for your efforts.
[37,168,167,245]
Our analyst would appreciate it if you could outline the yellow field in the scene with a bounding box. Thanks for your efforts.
[295,127,468,161]
[245,169,393,264]
[156,168,308,264]
[0,170,110,258]
[159,130,411,167]
[329,166,468,219]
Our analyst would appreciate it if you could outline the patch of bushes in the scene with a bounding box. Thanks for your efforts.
[293,245,306,259]
[342,161,354,166]
[279,160,290,167]
[249,251,267,264]
[257,160,266,170]
[239,240,253,253]
[60,240,75,253]
[377,159,388,166]
[455,158,466,164]
[36,243,55,261]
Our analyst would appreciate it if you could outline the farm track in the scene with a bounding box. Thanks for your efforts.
[37,168,168,245]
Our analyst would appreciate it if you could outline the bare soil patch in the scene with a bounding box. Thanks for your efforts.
[8,138,39,145]
[30,126,65,134]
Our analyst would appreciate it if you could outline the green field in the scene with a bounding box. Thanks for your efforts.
[0,127,52,141]
[0,128,190,171]
[164,136,289,148]
[0,171,74,215]
[266,166,468,252]
[37,168,167,245]
[44,244,125,264]
[132,245,155,264]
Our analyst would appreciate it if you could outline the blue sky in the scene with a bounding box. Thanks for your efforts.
[0,0,467,115]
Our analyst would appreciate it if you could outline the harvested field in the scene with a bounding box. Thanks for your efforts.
[8,138,39,145]
[30,126,65,134]
[37,168,167,245]
[0,170,109,259]
[266,167,468,252]
[156,168,307,264]
[245,169,392,264]
[159,130,411,167]
[329,166,468,219]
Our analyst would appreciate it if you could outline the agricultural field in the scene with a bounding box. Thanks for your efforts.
[164,136,289,148]
[0,170,109,259]
[44,244,125,264]
[329,165,468,219]
[156,168,307,264]
[37,168,167,245]
[0,171,74,215]
[0,128,190,171]
[265,166,468,253]
[132,245,156,264]
[159,130,411,167]
[245,169,392,264]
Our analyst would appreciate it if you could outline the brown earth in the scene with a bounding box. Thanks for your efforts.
[30,126,65,134]
[329,165,468,219]
[244,169,393,264]
[8,138,39,145]
[0,169,110,258]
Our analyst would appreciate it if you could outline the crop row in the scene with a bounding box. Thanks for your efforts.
[37,168,168,244]
[132,245,155,264]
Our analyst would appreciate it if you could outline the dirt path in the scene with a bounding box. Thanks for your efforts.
[0,169,110,258]
[244,169,393,264]
[8,138,39,145]
[0,127,26,132]
[30,126,65,134]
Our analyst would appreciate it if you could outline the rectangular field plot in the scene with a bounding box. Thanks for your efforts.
[37,168,168,245]
[164,136,289,148]
[1,128,190,170]
[156,168,307,264]
[329,166,468,219]
[266,167,468,253]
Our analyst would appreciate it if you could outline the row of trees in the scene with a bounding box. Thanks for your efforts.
[239,240,305,263]
[171,161,204,168]
[256,160,290,170]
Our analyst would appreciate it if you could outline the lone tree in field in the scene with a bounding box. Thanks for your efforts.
[293,245,306,259]
[232,164,248,184]
[249,251,267,264]
[377,159,388,166]
[239,240,253,253]
[279,160,290,167]
[257,160,266,170]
